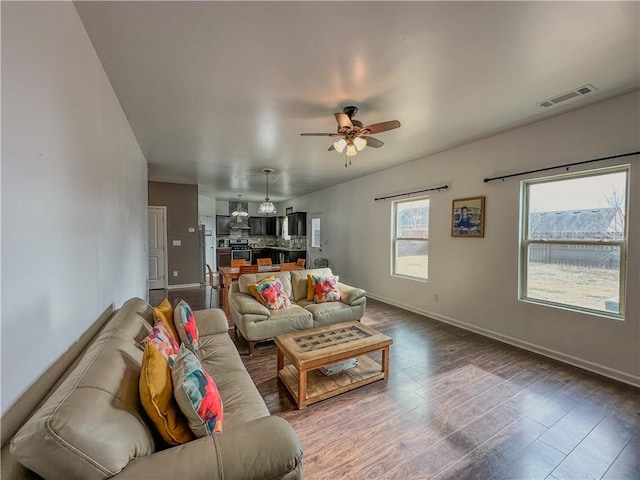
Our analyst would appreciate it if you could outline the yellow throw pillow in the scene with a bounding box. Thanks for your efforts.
[153,298,179,341]
[307,274,315,301]
[248,275,276,306]
[139,343,194,445]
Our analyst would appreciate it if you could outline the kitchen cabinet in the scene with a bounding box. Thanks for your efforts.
[287,212,307,236]
[274,249,306,264]
[216,215,231,235]
[249,216,279,236]
[217,249,231,268]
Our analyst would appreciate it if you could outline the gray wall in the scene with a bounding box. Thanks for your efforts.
[285,91,640,386]
[1,2,148,417]
[148,182,200,285]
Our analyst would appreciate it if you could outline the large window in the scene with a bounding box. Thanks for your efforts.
[520,166,628,318]
[392,196,429,280]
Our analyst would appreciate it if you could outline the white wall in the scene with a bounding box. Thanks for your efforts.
[1,2,148,414]
[289,92,640,385]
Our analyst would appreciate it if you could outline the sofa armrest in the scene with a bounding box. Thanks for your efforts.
[338,283,366,305]
[230,293,270,316]
[194,308,229,336]
[112,416,302,480]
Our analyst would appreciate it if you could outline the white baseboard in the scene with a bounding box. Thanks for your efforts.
[365,293,640,388]
[167,283,202,290]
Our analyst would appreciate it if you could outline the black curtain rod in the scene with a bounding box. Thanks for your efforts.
[484,151,640,183]
[374,184,448,201]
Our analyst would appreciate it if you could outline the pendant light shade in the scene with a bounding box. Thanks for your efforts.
[258,168,276,216]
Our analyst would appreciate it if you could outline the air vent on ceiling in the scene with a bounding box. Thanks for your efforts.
[537,84,597,108]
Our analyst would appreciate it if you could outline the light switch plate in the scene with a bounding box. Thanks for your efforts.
[188,227,195,232]
[172,240,181,246]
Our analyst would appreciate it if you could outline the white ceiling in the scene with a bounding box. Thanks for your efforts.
[74,1,640,203]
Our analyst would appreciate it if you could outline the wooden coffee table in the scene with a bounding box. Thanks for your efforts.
[275,321,392,409]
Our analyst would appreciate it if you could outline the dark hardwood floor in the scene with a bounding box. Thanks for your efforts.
[150,287,640,480]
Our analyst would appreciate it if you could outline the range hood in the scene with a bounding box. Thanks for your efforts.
[229,200,251,229]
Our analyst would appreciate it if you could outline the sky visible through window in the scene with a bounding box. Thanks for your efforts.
[529,171,627,212]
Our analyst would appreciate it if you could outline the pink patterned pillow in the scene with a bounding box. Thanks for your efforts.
[141,321,181,366]
[312,275,341,303]
[256,278,291,311]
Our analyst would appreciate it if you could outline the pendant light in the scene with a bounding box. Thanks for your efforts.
[258,168,277,216]
[231,195,249,217]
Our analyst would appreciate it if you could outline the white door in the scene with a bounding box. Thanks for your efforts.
[148,206,167,290]
[307,213,323,268]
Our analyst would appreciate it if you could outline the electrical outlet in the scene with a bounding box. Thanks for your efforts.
[173,271,178,277]
[433,293,439,302]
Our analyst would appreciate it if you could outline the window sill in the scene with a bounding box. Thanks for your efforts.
[391,273,428,283]
[519,296,625,321]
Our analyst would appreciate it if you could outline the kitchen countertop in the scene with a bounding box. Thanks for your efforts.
[217,245,305,251]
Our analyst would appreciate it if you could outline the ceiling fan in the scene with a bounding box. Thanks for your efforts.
[300,106,401,167]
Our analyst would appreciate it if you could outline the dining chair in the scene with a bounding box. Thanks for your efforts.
[257,258,272,266]
[280,262,296,271]
[239,265,259,274]
[296,258,306,268]
[230,259,247,267]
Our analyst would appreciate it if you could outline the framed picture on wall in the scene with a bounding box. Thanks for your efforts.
[451,196,485,237]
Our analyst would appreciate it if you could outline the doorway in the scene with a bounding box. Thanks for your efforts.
[308,212,323,268]
[148,206,168,290]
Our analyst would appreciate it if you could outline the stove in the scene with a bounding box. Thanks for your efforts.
[229,239,252,263]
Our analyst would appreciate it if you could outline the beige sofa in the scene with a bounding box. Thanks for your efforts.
[230,268,366,354]
[9,298,302,480]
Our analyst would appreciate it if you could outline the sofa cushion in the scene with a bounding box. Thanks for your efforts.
[303,301,361,326]
[172,345,223,437]
[256,278,292,311]
[139,343,194,446]
[198,333,247,376]
[153,298,180,341]
[211,371,270,428]
[173,300,199,353]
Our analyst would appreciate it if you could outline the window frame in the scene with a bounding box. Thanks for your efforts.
[519,165,629,320]
[391,195,430,281]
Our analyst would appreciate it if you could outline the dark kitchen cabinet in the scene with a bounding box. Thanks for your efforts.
[249,217,264,235]
[216,215,231,235]
[252,248,272,265]
[288,251,306,264]
[287,212,307,236]
[217,249,231,268]
[250,216,279,236]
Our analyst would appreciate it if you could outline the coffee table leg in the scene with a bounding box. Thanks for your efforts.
[277,347,284,372]
[382,346,390,380]
[298,369,307,409]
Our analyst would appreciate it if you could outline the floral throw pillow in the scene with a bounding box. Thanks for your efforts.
[312,274,341,303]
[173,299,199,353]
[141,321,180,366]
[256,278,291,311]
[172,345,223,437]
[248,275,276,306]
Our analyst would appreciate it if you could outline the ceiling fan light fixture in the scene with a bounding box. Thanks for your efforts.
[353,136,367,151]
[345,142,357,157]
[333,138,347,153]
[258,168,277,216]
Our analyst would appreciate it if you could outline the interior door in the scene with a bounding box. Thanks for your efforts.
[307,213,323,268]
[148,206,167,290]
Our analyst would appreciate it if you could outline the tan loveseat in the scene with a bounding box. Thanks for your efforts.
[230,268,366,354]
[9,298,303,480]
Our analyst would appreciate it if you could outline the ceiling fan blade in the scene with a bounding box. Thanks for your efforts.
[361,120,401,135]
[300,132,340,136]
[335,113,354,130]
[363,136,384,148]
